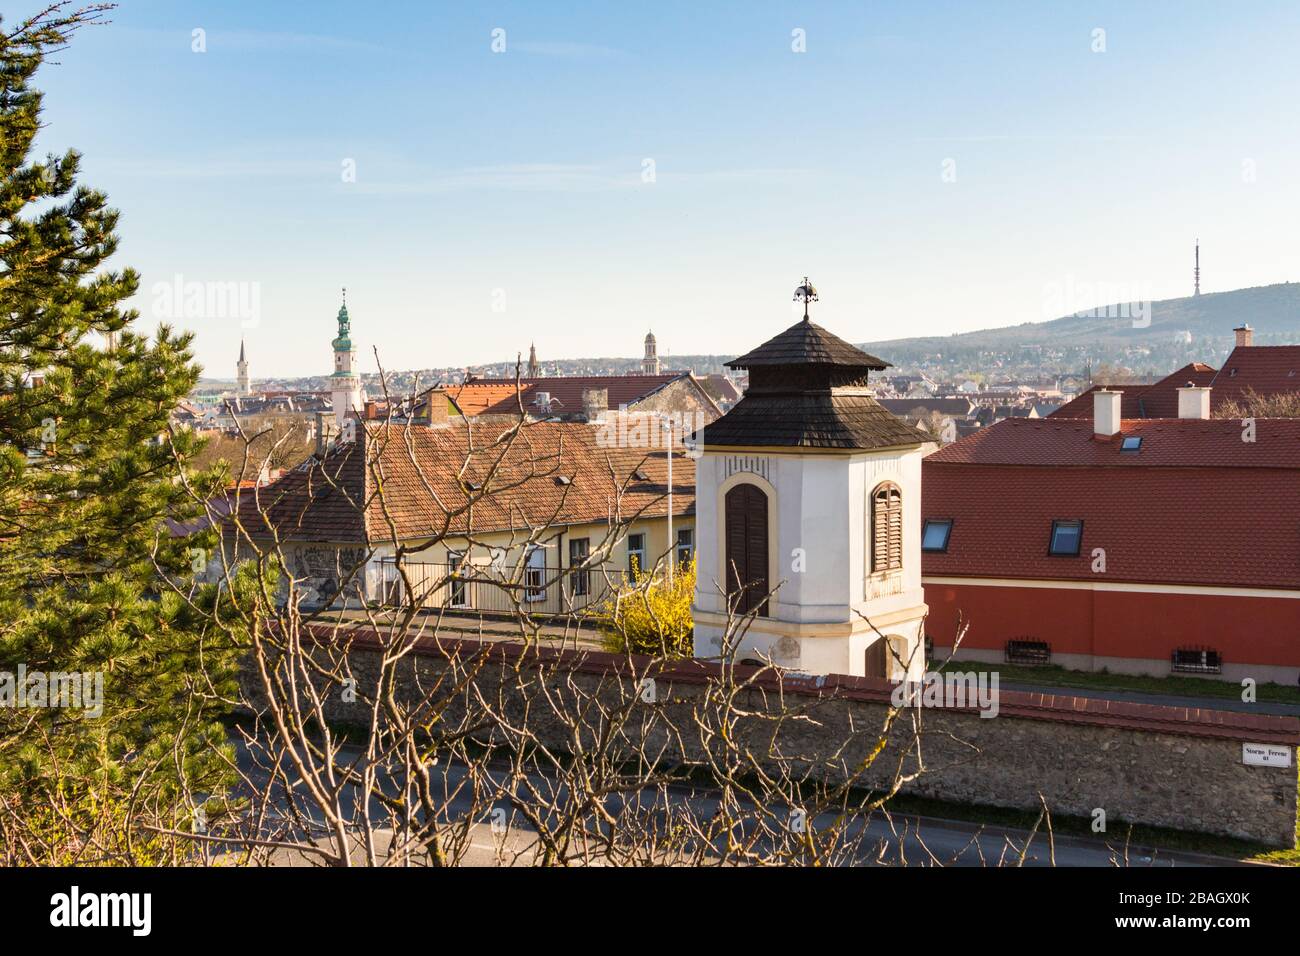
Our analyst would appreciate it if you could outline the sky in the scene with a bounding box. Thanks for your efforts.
[24,0,1300,378]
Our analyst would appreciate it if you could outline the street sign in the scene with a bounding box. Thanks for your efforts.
[1242,742,1293,767]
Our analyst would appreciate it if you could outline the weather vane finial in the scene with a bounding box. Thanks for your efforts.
[342,285,347,306]
[793,276,818,320]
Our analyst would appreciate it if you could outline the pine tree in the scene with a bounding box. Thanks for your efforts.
[0,3,236,863]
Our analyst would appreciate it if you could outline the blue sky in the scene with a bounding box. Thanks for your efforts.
[27,0,1300,378]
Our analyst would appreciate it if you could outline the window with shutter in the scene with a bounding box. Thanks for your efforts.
[871,482,903,573]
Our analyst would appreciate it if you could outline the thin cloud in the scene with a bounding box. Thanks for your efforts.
[353,164,620,194]
[353,164,817,195]
[116,27,386,55]
[510,40,628,59]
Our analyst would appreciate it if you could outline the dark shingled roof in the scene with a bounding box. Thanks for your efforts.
[726,318,891,370]
[700,315,930,451]
[701,392,932,449]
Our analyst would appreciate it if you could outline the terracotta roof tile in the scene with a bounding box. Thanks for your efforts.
[1210,344,1300,406]
[923,417,1300,588]
[1050,363,1216,419]
[231,420,694,543]
[927,416,1300,468]
[447,374,713,418]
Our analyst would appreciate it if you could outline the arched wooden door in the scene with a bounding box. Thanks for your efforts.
[724,483,769,617]
[864,638,888,679]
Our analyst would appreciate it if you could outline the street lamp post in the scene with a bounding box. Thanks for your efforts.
[663,414,673,586]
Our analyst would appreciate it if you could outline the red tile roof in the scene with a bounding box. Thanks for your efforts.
[1050,363,1216,419]
[1054,346,1300,420]
[923,417,1300,588]
[229,420,694,544]
[927,416,1300,469]
[1209,344,1300,407]
[447,374,714,418]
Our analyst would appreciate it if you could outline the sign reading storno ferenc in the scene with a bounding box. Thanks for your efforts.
[1242,742,1293,768]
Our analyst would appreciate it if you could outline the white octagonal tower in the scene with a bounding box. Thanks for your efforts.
[691,281,933,681]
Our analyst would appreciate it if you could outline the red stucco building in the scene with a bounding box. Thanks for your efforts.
[921,379,1300,685]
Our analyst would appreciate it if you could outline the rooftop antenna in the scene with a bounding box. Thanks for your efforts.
[1194,240,1201,297]
[793,276,819,320]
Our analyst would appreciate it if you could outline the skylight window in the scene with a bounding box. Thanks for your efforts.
[921,519,952,552]
[1048,519,1083,556]
[1121,435,1141,451]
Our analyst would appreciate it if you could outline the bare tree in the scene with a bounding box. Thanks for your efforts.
[1,363,1106,869]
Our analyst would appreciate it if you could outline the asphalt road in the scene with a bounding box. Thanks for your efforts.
[221,735,1245,868]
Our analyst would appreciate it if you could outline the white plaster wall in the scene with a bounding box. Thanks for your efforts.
[691,453,724,614]
[850,449,927,620]
[692,445,930,680]
[777,454,850,621]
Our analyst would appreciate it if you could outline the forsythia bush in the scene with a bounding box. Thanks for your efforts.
[601,558,696,658]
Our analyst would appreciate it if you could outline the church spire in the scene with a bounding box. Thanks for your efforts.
[236,338,250,395]
[528,342,539,378]
[642,330,660,374]
[333,287,352,349]
[329,286,363,433]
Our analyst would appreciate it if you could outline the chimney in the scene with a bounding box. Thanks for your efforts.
[314,411,330,457]
[1177,384,1211,420]
[426,389,450,428]
[581,387,608,422]
[1093,388,1121,437]
[1233,324,1253,348]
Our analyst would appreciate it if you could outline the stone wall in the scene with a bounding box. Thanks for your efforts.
[248,627,1300,848]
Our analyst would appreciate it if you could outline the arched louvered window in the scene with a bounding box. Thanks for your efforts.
[871,482,903,573]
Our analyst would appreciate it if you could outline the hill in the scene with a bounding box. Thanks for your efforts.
[861,282,1300,358]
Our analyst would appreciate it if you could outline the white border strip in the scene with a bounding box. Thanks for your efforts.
[923,575,1300,600]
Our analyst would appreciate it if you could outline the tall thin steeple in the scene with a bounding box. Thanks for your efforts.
[236,338,251,395]
[1194,240,1201,297]
[527,342,539,378]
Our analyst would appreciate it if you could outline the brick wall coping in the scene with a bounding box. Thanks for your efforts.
[301,624,1300,747]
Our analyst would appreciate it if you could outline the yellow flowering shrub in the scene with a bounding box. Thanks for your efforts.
[600,558,696,658]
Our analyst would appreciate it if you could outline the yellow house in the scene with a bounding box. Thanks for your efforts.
[224,416,694,614]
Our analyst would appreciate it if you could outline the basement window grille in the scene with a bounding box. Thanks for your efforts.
[1171,647,1222,675]
[1005,639,1051,666]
